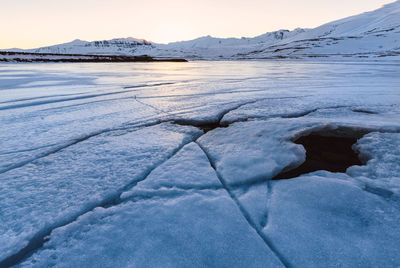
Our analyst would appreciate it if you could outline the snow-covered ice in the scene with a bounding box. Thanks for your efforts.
[0,123,201,262]
[265,175,400,267]
[0,61,399,267]
[18,192,283,268]
[123,142,222,194]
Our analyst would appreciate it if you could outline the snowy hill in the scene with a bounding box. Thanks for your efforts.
[24,38,155,55]
[12,29,306,60]
[234,0,400,60]
[3,1,400,60]
[150,29,307,59]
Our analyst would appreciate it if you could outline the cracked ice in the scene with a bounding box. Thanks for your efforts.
[0,61,400,267]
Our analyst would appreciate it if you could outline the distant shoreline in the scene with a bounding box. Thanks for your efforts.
[0,51,187,63]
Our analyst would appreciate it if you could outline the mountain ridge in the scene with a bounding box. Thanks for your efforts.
[2,1,400,60]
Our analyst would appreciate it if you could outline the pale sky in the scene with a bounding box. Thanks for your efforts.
[0,0,394,49]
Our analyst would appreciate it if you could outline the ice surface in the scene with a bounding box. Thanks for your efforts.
[197,119,309,185]
[348,132,400,196]
[18,193,283,268]
[1,61,399,267]
[265,176,400,267]
[0,123,201,262]
[351,132,400,179]
[232,129,400,254]
[122,142,222,195]
[221,95,400,125]
[17,140,282,267]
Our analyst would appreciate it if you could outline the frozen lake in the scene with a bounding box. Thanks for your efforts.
[1,61,400,267]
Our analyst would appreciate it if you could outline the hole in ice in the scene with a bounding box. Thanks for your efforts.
[196,122,227,133]
[273,129,368,180]
[172,120,228,133]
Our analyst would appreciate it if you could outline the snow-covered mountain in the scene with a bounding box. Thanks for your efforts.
[234,0,400,60]
[4,0,400,60]
[150,29,307,59]
[13,29,306,59]
[25,38,155,55]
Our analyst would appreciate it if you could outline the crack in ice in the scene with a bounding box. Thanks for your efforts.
[260,180,273,229]
[0,131,202,267]
[4,100,397,266]
[0,82,176,111]
[0,118,174,175]
[195,141,291,268]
